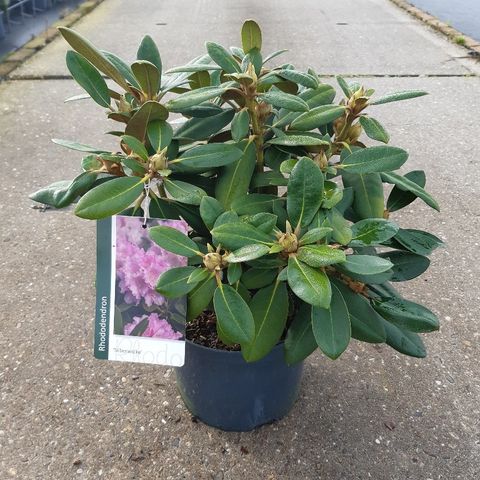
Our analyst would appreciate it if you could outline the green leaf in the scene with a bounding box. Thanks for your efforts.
[287,256,331,308]
[200,196,224,229]
[260,89,309,112]
[379,251,430,281]
[214,284,255,345]
[350,219,399,246]
[211,222,273,250]
[333,280,386,343]
[297,245,346,267]
[174,109,235,141]
[231,109,250,142]
[156,266,198,298]
[214,210,239,228]
[268,132,329,147]
[187,268,212,284]
[241,268,277,289]
[65,51,110,108]
[243,212,277,233]
[243,282,288,362]
[276,70,318,88]
[137,35,162,79]
[342,171,385,219]
[284,302,317,365]
[226,244,270,263]
[371,90,428,105]
[81,155,103,172]
[166,85,230,112]
[131,60,160,97]
[382,171,439,211]
[359,116,390,143]
[287,157,324,230]
[299,227,332,245]
[341,146,408,174]
[341,255,393,275]
[130,317,149,336]
[394,228,444,256]
[243,47,263,75]
[290,105,345,130]
[206,42,241,73]
[215,141,256,209]
[231,193,278,215]
[251,171,288,188]
[58,27,131,91]
[30,172,97,208]
[382,320,426,358]
[241,19,262,53]
[327,208,353,245]
[373,297,439,333]
[187,273,216,321]
[75,176,144,219]
[311,283,351,359]
[336,75,352,97]
[386,170,425,212]
[51,138,108,154]
[121,135,149,161]
[262,49,288,64]
[125,101,168,142]
[149,196,180,220]
[149,226,201,257]
[170,143,243,172]
[147,120,173,152]
[227,262,242,284]
[164,179,206,205]
[102,51,140,88]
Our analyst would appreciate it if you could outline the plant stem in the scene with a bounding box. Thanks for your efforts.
[246,97,264,173]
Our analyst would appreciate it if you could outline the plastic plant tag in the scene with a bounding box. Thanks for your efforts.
[94,215,188,366]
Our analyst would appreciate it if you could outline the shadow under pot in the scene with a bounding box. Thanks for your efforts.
[175,340,304,432]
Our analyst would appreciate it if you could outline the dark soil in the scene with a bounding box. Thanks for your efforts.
[186,311,241,351]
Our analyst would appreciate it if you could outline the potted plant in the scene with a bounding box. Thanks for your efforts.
[30,20,442,431]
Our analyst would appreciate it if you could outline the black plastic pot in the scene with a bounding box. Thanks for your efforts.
[175,340,304,431]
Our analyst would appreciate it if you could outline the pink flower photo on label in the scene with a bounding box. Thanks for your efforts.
[123,313,183,340]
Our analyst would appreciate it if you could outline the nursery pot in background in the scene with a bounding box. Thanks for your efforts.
[175,340,304,432]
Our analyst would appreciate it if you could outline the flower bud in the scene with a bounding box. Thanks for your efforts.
[203,252,226,271]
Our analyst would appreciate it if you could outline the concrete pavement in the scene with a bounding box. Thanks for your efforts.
[1,1,479,479]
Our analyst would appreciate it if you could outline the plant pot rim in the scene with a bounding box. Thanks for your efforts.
[183,337,285,357]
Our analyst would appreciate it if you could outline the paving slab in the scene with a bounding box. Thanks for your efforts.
[0,74,479,479]
[11,0,477,79]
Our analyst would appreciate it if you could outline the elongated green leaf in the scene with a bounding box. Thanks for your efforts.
[187,273,216,321]
[288,256,331,308]
[386,170,425,212]
[350,218,399,246]
[251,171,288,188]
[199,196,224,229]
[231,109,250,142]
[287,157,324,230]
[164,179,206,205]
[75,176,144,219]
[131,60,160,97]
[241,19,262,53]
[147,120,173,152]
[121,135,149,161]
[167,63,222,73]
[227,262,242,284]
[284,302,317,364]
[290,105,345,130]
[336,75,352,97]
[137,35,162,78]
[187,267,212,285]
[211,222,273,250]
[214,210,239,228]
[52,138,108,154]
[149,226,201,257]
[243,212,277,233]
[382,171,439,211]
[333,280,386,343]
[373,297,439,333]
[214,284,255,345]
[299,227,332,245]
[170,143,243,172]
[394,228,444,256]
[268,132,329,147]
[226,244,270,263]
[231,193,278,215]
[262,49,288,64]
[359,116,390,143]
[277,69,318,88]
[341,255,393,275]
[241,268,277,289]
[383,320,426,357]
[342,171,385,219]
[58,27,131,90]
[371,90,428,105]
[327,208,353,245]
[260,89,309,112]
[297,245,346,267]
[125,101,168,142]
[311,283,350,359]
[206,42,241,73]
[379,251,430,281]
[341,146,408,174]
[156,266,198,298]
[243,282,288,362]
[102,51,140,88]
[66,51,110,108]
[175,109,235,142]
[166,85,229,112]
